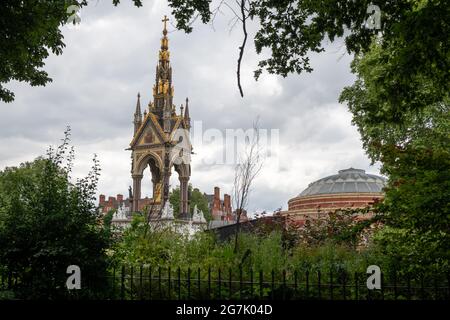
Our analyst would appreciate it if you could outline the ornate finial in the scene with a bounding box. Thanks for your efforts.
[159,16,170,57]
[162,15,169,35]
[180,104,184,117]
[133,92,142,134]
[184,97,190,128]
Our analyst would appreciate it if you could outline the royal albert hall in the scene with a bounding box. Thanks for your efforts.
[281,168,386,226]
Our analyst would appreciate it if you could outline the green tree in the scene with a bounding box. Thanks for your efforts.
[339,42,450,274]
[0,128,111,298]
[169,184,211,221]
[0,0,143,102]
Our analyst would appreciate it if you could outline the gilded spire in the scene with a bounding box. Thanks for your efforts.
[152,15,174,121]
[153,16,173,101]
[160,15,170,61]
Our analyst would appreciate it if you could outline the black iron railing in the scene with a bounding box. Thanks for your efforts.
[1,266,449,300]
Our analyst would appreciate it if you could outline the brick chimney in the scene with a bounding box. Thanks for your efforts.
[108,196,116,206]
[99,194,106,204]
[224,194,231,215]
[117,194,124,202]
[213,187,220,210]
[212,187,221,218]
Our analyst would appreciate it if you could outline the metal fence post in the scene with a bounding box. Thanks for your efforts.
[168,266,171,300]
[228,268,232,300]
[130,266,134,300]
[433,276,438,300]
[250,268,254,299]
[271,270,275,300]
[140,265,143,300]
[177,267,181,300]
[120,265,125,300]
[158,267,162,299]
[294,270,298,298]
[208,266,211,299]
[407,275,411,300]
[187,267,191,300]
[239,267,243,300]
[149,266,152,300]
[342,272,346,300]
[420,274,425,300]
[7,271,11,290]
[218,268,222,300]
[318,271,321,299]
[305,271,309,299]
[329,270,333,300]
[259,270,263,299]
[112,266,116,299]
[393,271,397,300]
[198,267,201,299]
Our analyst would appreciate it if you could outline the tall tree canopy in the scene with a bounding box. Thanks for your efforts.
[340,42,450,274]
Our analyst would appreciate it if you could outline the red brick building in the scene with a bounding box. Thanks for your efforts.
[205,186,248,224]
[98,194,154,214]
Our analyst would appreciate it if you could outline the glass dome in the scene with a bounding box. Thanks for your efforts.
[298,168,386,197]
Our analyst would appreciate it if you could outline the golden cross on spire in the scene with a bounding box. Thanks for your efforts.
[162,15,169,31]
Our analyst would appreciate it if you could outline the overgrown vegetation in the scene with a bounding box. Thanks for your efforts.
[0,128,111,299]
[111,215,371,273]
[109,211,402,279]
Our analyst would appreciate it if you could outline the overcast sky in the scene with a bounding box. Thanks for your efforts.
[0,0,381,214]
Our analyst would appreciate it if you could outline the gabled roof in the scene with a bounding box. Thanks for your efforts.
[130,112,166,148]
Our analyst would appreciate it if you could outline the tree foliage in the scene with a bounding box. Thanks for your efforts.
[169,0,449,111]
[340,41,450,274]
[111,214,387,280]
[0,0,142,102]
[0,128,111,298]
[169,184,211,221]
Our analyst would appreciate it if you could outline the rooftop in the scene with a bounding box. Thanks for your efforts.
[298,168,386,197]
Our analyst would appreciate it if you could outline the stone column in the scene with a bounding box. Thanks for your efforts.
[152,177,163,204]
[179,176,189,216]
[132,174,143,212]
[162,172,171,205]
